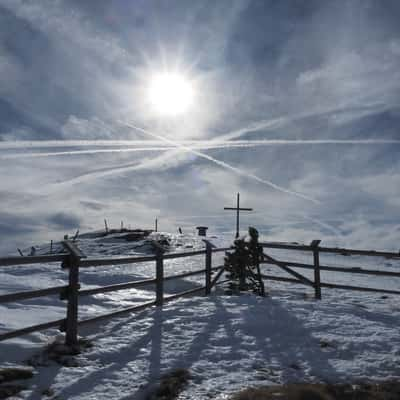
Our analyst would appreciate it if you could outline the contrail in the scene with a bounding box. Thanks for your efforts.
[216,117,287,141]
[2,138,399,153]
[154,211,342,238]
[46,149,182,190]
[0,141,274,159]
[45,122,319,203]
[2,138,399,157]
[118,121,320,204]
[304,216,343,236]
[0,147,171,159]
[229,139,400,145]
[0,140,164,149]
[214,103,389,142]
[16,125,397,203]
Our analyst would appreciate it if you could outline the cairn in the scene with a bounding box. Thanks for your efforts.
[224,227,265,296]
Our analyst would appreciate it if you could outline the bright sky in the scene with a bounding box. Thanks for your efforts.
[0,0,400,253]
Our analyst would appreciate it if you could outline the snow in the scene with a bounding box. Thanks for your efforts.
[1,231,400,399]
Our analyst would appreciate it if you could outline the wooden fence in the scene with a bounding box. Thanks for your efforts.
[0,240,229,346]
[260,241,400,300]
[0,239,399,347]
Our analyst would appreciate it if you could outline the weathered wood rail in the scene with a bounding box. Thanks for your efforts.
[1,238,399,346]
[260,241,400,299]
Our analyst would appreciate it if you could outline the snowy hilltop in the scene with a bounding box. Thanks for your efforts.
[1,230,400,399]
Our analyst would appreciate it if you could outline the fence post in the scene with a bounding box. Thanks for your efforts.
[154,244,164,306]
[311,240,322,300]
[205,242,212,295]
[62,240,84,347]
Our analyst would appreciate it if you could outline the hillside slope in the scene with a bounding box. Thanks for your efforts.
[1,231,400,399]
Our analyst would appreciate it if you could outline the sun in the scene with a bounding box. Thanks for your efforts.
[147,72,195,116]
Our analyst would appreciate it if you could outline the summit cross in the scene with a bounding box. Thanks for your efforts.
[224,192,253,238]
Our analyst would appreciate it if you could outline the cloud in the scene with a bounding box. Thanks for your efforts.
[120,121,321,203]
[1,0,400,253]
[47,212,80,230]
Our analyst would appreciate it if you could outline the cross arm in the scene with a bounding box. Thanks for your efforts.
[224,207,253,211]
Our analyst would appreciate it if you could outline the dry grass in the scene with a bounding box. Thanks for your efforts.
[0,368,33,383]
[0,367,33,399]
[230,382,400,400]
[146,368,191,400]
[27,337,93,368]
[0,384,25,399]
[231,384,333,400]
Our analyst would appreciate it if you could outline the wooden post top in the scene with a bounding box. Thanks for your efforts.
[310,240,321,248]
[202,239,217,249]
[62,240,86,259]
[151,240,166,254]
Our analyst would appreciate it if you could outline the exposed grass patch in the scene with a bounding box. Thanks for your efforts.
[146,368,191,400]
[230,382,400,400]
[0,367,33,399]
[0,384,26,399]
[231,384,332,400]
[0,368,33,383]
[27,337,93,368]
[41,387,55,397]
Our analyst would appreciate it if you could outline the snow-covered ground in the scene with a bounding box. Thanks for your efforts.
[1,231,400,399]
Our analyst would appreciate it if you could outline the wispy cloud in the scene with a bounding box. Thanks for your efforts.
[1,0,400,252]
[119,121,320,204]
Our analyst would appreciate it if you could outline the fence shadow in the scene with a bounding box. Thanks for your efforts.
[121,293,342,399]
[12,287,400,399]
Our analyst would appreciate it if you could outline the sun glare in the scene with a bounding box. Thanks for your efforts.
[147,72,195,116]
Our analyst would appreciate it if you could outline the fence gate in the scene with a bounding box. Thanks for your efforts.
[261,246,321,299]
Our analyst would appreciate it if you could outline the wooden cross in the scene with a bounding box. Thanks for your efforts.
[224,192,253,238]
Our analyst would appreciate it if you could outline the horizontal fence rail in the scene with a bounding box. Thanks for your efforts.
[78,278,157,297]
[261,274,301,285]
[261,259,400,278]
[211,247,230,253]
[319,282,400,295]
[0,285,68,304]
[0,319,66,342]
[80,255,157,267]
[0,254,68,267]
[261,242,400,258]
[260,273,400,296]
[79,249,208,268]
[1,238,399,346]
